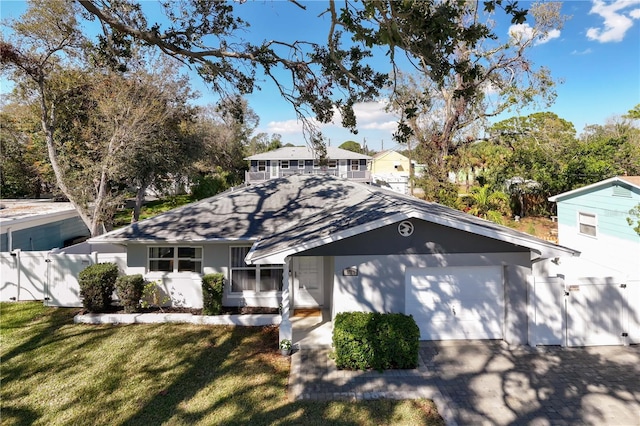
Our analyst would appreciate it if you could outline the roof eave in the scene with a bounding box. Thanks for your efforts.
[247,209,579,265]
[88,237,257,245]
[549,176,640,202]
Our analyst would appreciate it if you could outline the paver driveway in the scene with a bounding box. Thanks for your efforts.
[289,341,640,425]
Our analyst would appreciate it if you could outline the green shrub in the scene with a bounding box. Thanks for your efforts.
[140,280,171,312]
[78,263,119,312]
[115,274,145,313]
[332,312,420,371]
[191,173,229,200]
[202,273,225,315]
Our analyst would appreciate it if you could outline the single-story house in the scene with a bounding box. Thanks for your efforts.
[90,174,579,346]
[1,200,90,252]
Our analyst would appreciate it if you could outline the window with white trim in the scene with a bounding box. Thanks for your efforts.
[230,246,283,293]
[257,160,266,172]
[281,160,290,169]
[578,212,597,237]
[313,160,320,169]
[350,160,360,171]
[148,247,202,273]
[297,160,305,169]
[328,159,337,169]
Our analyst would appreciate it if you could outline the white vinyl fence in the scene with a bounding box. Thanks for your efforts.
[1,248,126,307]
[532,257,640,346]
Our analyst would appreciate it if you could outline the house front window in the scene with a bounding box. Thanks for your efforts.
[230,246,283,293]
[298,160,305,169]
[257,161,267,172]
[148,246,202,273]
[578,212,597,237]
[350,160,360,171]
[328,159,337,169]
[281,160,290,169]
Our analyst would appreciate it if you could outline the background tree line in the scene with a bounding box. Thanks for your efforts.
[4,0,634,235]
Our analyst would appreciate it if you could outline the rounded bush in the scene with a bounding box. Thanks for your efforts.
[115,274,145,313]
[332,312,419,371]
[78,263,119,312]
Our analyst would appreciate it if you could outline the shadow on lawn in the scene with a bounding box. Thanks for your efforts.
[1,305,442,425]
[120,325,259,425]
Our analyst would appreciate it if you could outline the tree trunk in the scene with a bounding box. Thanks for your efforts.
[37,78,100,236]
[132,184,147,223]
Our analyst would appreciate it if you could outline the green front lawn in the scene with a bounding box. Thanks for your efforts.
[1,302,444,426]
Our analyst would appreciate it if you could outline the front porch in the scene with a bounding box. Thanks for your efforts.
[291,308,333,348]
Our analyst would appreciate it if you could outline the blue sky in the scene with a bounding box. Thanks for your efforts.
[2,1,639,151]
[238,0,640,150]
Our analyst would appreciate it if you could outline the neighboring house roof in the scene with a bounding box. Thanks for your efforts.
[245,146,371,161]
[91,175,577,262]
[372,150,409,160]
[0,200,79,232]
[548,176,640,202]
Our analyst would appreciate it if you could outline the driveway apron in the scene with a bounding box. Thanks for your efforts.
[288,341,640,426]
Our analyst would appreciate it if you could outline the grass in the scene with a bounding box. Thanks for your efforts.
[1,302,444,426]
[113,195,195,228]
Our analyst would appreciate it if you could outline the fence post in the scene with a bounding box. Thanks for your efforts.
[12,249,21,301]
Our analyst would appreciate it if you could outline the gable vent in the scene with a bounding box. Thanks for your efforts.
[612,185,630,197]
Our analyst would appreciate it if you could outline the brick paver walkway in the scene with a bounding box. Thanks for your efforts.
[288,342,640,425]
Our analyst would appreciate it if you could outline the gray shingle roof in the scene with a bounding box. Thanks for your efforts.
[91,174,577,261]
[245,146,371,161]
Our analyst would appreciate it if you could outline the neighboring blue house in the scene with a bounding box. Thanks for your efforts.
[548,176,640,282]
[546,176,640,346]
[0,200,90,252]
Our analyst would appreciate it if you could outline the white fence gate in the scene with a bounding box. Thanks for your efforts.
[1,249,126,307]
[532,276,638,347]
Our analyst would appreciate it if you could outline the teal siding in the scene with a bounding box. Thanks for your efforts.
[1,217,90,252]
[556,182,640,242]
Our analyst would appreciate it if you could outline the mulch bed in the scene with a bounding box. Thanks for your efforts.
[79,306,280,315]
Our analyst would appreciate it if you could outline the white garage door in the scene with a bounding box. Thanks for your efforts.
[406,266,504,340]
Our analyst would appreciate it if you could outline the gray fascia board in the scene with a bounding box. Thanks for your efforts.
[246,209,579,264]
[412,211,579,258]
[246,212,411,264]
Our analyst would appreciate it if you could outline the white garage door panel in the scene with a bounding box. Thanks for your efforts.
[406,266,504,340]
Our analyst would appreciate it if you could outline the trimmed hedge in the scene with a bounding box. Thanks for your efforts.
[115,274,145,313]
[202,273,224,315]
[78,263,119,312]
[332,312,420,371]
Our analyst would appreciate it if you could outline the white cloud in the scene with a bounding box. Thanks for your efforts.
[587,0,640,43]
[265,119,308,134]
[509,23,534,43]
[538,29,561,45]
[262,100,399,146]
[508,23,561,46]
[571,48,593,55]
[361,121,398,131]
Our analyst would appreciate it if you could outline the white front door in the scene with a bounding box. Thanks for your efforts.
[270,161,278,178]
[293,257,323,307]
